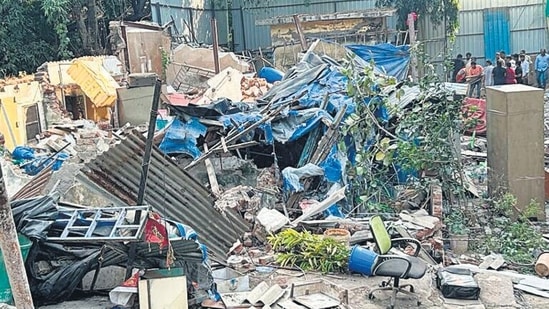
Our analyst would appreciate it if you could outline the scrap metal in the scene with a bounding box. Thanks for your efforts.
[80,132,250,258]
[11,164,53,200]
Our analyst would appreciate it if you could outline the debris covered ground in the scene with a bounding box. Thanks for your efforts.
[1,18,549,309]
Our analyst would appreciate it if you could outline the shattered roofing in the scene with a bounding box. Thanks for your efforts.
[80,132,250,258]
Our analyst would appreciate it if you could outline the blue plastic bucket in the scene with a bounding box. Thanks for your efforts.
[348,245,378,276]
[258,67,284,83]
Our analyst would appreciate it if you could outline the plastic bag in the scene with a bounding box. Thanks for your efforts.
[437,267,480,300]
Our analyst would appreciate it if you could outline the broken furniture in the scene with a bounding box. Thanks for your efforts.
[48,206,149,241]
[367,215,426,309]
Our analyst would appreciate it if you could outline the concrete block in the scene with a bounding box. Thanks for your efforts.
[476,273,517,307]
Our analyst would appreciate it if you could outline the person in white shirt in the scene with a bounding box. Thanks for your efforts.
[483,60,494,87]
[465,52,472,69]
[520,54,530,85]
[520,50,531,63]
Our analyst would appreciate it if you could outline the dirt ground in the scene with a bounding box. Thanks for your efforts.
[38,266,549,309]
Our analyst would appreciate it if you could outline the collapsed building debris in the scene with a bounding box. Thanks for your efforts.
[1,13,549,307]
[9,195,213,306]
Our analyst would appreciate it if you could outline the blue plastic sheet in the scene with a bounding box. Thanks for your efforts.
[282,163,324,193]
[272,108,333,143]
[346,43,411,81]
[159,118,207,159]
[319,145,345,183]
[12,146,35,160]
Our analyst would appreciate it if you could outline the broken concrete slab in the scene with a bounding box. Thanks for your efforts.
[256,207,289,233]
[476,273,518,307]
[399,209,441,230]
[244,281,285,307]
[518,276,549,291]
[198,67,245,105]
[515,284,549,298]
[478,253,506,270]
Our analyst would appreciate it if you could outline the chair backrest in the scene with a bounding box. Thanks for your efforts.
[369,215,392,254]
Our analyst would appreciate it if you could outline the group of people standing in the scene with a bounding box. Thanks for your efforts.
[452,49,549,98]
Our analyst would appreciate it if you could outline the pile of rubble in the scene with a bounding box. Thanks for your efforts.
[3,37,549,309]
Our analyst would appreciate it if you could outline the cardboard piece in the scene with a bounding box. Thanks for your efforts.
[138,276,188,309]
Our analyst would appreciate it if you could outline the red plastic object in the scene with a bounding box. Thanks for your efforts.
[463,98,487,135]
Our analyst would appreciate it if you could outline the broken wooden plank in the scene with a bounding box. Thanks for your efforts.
[398,212,437,229]
[220,136,229,153]
[519,277,549,291]
[514,284,549,298]
[291,187,346,226]
[461,150,487,158]
[203,144,221,197]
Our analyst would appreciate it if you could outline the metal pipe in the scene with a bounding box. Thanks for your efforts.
[136,79,162,209]
[293,14,308,51]
[211,18,221,74]
[126,78,160,279]
[0,165,34,309]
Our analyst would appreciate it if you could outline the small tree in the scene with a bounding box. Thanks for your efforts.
[376,0,460,39]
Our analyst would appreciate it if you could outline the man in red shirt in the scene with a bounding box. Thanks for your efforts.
[466,61,484,98]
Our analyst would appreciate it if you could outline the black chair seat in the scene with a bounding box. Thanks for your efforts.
[374,256,427,279]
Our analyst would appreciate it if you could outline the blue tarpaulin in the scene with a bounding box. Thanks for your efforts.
[159,118,207,159]
[346,43,411,81]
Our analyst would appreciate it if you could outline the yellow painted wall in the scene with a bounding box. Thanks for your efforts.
[0,81,42,151]
[67,59,119,108]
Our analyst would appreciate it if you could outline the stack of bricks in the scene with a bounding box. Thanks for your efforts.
[74,129,110,163]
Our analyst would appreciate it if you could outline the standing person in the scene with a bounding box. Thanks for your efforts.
[521,49,531,63]
[520,54,530,85]
[493,60,507,85]
[535,49,549,89]
[465,52,473,69]
[500,50,507,61]
[505,62,517,84]
[452,54,465,82]
[484,60,494,87]
[466,61,483,98]
[506,56,515,68]
[515,60,523,84]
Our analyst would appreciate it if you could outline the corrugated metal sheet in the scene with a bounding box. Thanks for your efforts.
[80,132,250,258]
[483,8,511,61]
[12,165,53,200]
[511,29,547,55]
[421,1,546,67]
[151,0,229,45]
[509,4,547,54]
[460,0,545,11]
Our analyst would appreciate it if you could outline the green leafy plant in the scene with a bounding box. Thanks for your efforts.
[160,47,170,81]
[268,229,350,273]
[445,208,469,235]
[477,194,547,265]
[341,46,468,210]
